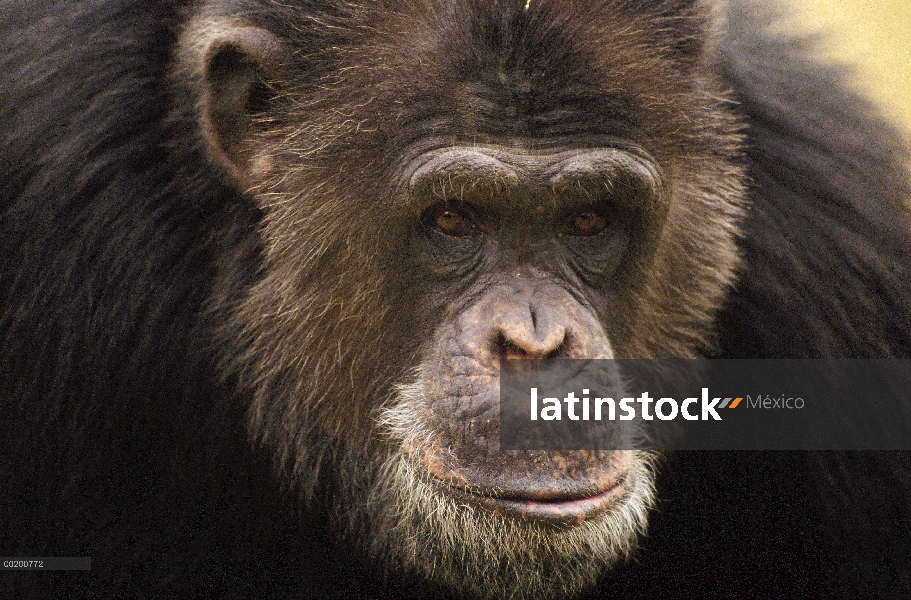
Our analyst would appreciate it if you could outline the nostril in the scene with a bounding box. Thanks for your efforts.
[494,331,530,360]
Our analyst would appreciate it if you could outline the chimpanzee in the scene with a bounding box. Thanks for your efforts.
[1,0,909,598]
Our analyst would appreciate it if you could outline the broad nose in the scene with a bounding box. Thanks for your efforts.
[452,279,613,364]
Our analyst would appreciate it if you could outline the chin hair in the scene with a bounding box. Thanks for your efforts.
[334,388,658,600]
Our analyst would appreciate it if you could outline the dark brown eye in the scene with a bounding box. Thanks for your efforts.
[561,209,608,236]
[423,203,476,237]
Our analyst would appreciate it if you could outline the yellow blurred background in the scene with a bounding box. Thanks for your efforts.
[789,0,911,135]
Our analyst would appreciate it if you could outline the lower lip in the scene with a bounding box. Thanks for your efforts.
[433,477,628,525]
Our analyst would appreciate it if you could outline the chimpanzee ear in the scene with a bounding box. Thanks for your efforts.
[189,23,290,188]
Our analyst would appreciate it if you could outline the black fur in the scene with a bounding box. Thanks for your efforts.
[1,1,910,598]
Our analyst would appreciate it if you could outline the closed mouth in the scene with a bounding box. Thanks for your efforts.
[431,474,629,525]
